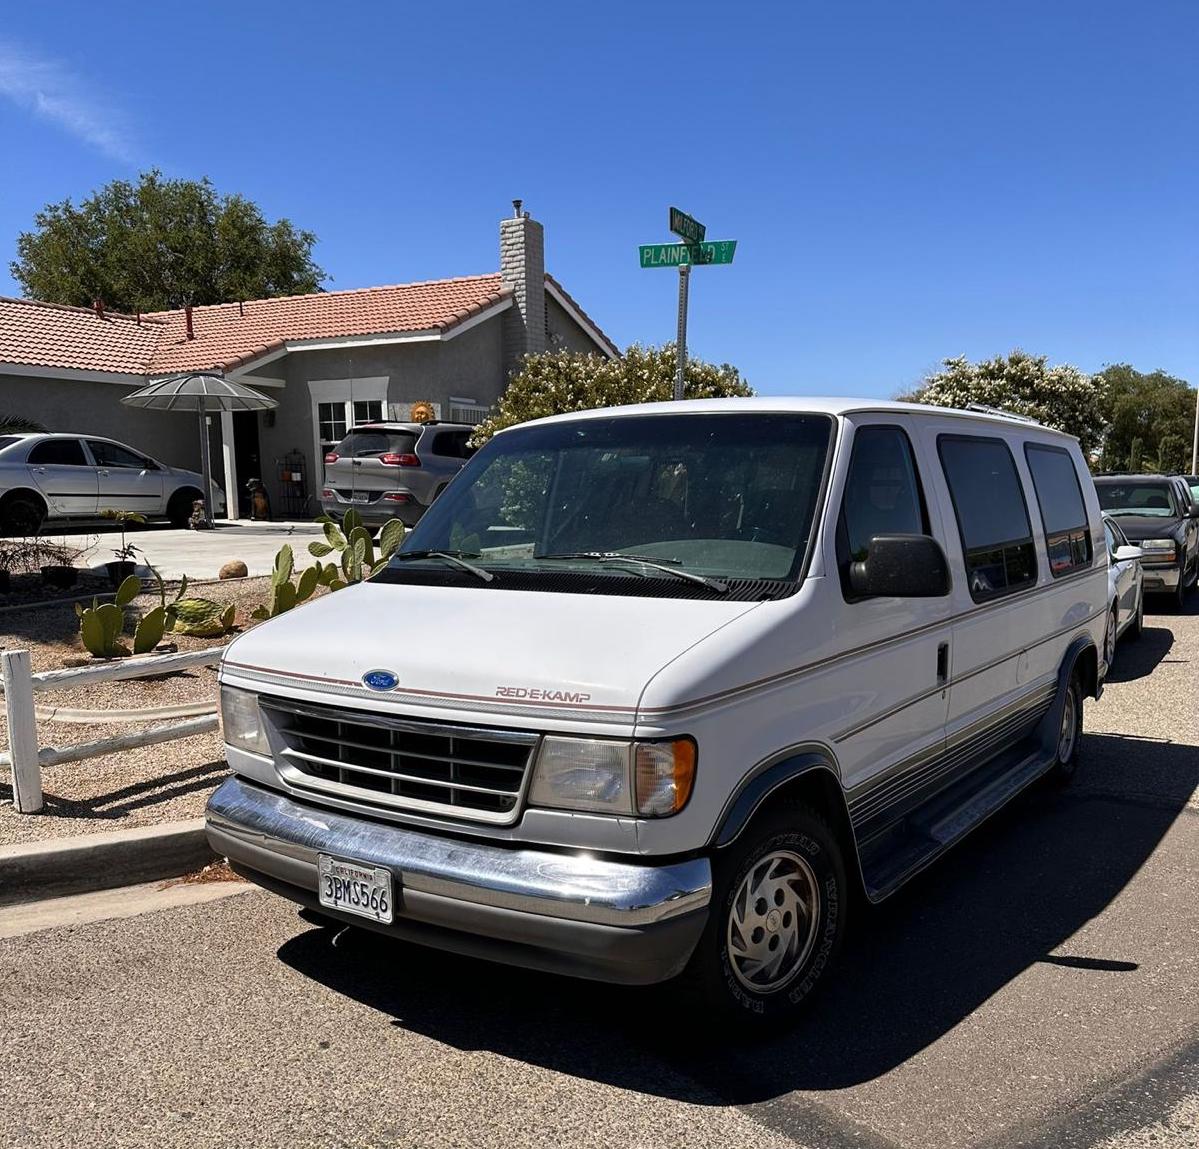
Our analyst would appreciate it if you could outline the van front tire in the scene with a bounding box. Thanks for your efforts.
[677,806,848,1032]
[1049,674,1084,784]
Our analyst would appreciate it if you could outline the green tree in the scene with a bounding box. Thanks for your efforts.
[900,350,1106,456]
[471,343,753,445]
[1096,364,1195,473]
[10,170,325,312]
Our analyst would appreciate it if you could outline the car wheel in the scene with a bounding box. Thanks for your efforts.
[1129,588,1144,639]
[675,805,848,1032]
[1049,673,1084,784]
[1103,606,1118,675]
[0,494,46,537]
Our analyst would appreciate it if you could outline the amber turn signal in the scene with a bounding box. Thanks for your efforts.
[634,738,697,817]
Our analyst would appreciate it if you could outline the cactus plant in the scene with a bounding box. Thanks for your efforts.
[167,598,237,637]
[79,602,130,658]
[307,510,404,587]
[250,544,326,620]
[76,565,210,659]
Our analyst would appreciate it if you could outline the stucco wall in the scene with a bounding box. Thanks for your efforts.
[0,373,203,471]
[546,294,606,356]
[247,315,507,515]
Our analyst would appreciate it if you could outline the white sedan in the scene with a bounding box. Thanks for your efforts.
[0,433,226,535]
[1102,512,1145,673]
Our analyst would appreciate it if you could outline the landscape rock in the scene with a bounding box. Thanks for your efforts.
[219,561,248,580]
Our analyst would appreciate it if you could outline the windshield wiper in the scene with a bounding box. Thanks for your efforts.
[393,549,494,583]
[535,551,729,593]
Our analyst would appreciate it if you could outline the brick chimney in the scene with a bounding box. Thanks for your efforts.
[499,200,545,374]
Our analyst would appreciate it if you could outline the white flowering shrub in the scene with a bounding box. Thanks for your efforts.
[470,343,753,447]
[901,351,1106,456]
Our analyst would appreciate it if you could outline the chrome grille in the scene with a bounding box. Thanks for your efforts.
[259,696,539,825]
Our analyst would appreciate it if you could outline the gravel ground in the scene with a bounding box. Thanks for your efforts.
[0,576,324,846]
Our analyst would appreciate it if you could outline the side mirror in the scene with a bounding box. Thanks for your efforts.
[1188,505,1199,519]
[1113,544,1142,563]
[848,534,951,598]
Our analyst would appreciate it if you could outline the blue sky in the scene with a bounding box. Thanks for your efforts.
[0,1,1195,396]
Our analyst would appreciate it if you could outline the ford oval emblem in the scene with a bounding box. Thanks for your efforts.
[362,669,399,692]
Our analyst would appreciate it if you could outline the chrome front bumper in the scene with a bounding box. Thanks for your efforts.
[1142,563,1180,591]
[206,776,712,985]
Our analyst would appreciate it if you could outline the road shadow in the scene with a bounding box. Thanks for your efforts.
[277,729,1197,1106]
[1106,623,1174,683]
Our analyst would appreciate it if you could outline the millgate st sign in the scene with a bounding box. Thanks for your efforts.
[640,208,738,400]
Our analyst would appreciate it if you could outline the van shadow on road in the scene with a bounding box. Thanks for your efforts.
[277,731,1197,1107]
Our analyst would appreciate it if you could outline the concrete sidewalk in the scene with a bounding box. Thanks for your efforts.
[44,520,326,580]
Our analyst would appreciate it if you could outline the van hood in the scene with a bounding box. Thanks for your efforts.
[221,580,761,723]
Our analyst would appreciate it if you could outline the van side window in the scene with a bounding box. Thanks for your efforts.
[1024,444,1092,577]
[838,425,929,597]
[938,435,1036,601]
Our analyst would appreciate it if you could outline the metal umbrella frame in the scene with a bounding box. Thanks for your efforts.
[120,372,278,526]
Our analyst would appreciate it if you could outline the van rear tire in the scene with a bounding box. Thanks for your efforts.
[674,805,848,1033]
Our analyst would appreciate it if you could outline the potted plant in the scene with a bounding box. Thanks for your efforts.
[100,510,147,588]
[36,537,86,588]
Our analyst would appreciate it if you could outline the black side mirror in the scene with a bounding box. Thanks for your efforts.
[849,534,951,598]
[1188,505,1199,519]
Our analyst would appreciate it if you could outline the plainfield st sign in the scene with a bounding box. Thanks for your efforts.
[639,207,738,400]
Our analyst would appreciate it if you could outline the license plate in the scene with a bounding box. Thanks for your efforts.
[317,855,394,924]
[350,492,370,504]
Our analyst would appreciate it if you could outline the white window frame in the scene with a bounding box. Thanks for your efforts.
[448,395,491,426]
[307,377,389,473]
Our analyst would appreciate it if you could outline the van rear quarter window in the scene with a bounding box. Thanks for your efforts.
[1024,444,1092,577]
[938,435,1037,601]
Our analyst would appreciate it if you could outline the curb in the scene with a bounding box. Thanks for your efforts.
[0,818,214,907]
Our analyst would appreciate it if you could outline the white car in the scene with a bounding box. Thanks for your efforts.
[1101,512,1144,672]
[0,433,225,534]
[208,398,1108,1030]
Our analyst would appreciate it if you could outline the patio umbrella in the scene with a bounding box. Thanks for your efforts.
[120,372,278,526]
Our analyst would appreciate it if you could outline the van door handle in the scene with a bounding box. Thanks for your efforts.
[936,642,949,684]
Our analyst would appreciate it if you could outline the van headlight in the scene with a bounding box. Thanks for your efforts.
[220,686,270,756]
[528,736,696,817]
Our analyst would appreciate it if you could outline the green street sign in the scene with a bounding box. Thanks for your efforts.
[639,240,737,268]
[669,207,706,244]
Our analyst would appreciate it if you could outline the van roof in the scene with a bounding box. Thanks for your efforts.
[508,397,1080,441]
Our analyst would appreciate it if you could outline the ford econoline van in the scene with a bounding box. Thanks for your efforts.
[207,398,1108,1027]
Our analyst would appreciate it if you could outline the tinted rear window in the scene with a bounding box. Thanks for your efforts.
[28,439,88,466]
[333,429,417,458]
[0,436,22,453]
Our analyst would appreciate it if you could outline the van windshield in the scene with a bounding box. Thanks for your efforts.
[389,412,834,593]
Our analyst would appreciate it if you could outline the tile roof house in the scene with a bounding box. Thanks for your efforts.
[0,204,617,517]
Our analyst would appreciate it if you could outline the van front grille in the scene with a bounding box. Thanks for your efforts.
[259,696,539,825]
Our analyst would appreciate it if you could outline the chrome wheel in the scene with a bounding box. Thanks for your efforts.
[1058,686,1078,763]
[727,849,820,994]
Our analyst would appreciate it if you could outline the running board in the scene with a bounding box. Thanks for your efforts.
[857,734,1055,902]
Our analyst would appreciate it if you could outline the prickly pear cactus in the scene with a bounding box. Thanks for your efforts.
[167,597,235,637]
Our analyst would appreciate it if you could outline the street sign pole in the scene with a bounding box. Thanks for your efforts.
[674,263,690,402]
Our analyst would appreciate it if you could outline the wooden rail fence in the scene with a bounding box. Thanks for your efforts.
[1,647,224,814]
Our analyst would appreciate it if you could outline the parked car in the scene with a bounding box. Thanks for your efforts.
[209,398,1108,1030]
[1093,474,1199,607]
[1101,513,1144,672]
[319,421,475,528]
[0,433,226,535]
[1185,475,1199,506]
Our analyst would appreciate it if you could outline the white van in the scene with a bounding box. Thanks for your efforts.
[208,398,1108,1027]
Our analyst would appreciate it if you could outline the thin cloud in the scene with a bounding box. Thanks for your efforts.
[0,43,135,161]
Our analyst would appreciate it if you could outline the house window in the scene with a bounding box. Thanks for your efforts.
[318,403,349,456]
[353,399,383,425]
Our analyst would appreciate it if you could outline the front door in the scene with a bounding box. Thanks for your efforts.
[26,437,98,516]
[86,440,165,515]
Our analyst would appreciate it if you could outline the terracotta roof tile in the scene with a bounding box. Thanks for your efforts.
[146,275,509,373]
[0,271,618,377]
[0,296,161,375]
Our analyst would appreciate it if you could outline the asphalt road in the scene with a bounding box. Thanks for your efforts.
[1,599,1197,1149]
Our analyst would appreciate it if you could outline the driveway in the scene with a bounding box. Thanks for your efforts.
[42,520,328,580]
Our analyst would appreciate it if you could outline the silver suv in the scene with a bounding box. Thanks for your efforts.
[318,422,475,528]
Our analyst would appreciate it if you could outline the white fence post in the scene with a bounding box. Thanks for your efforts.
[2,650,43,814]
